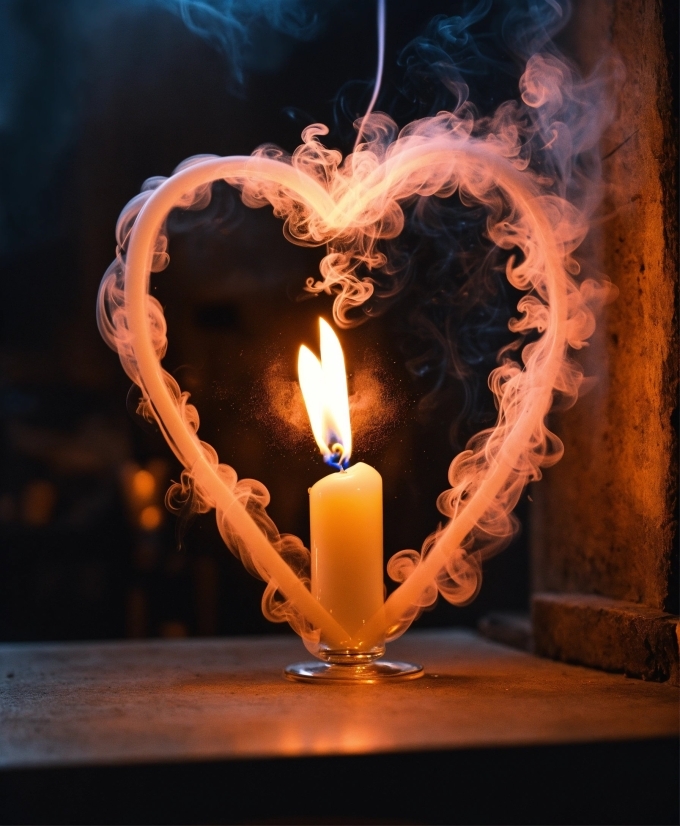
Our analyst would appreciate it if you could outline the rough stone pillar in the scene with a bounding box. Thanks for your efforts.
[530,0,679,682]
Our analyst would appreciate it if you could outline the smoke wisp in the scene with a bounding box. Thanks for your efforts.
[98,1,620,651]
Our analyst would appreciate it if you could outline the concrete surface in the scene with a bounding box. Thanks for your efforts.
[1,630,676,770]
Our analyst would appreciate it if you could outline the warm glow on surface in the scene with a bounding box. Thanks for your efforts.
[298,319,352,469]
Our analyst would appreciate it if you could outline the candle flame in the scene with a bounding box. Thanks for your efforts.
[298,319,352,470]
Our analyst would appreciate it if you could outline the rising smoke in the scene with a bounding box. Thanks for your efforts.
[0,0,326,252]
[97,0,621,651]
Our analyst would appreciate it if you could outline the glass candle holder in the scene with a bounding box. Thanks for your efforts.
[285,641,423,684]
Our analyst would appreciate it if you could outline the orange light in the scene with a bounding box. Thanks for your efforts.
[298,318,352,468]
[139,504,162,531]
[132,469,155,500]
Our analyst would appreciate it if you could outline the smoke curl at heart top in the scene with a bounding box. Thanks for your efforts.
[97,2,620,652]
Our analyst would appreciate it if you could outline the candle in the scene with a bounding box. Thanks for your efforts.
[309,462,384,639]
[298,319,384,646]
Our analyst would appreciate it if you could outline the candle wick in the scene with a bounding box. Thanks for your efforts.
[326,441,348,472]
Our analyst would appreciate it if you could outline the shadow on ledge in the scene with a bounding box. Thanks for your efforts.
[1,739,677,825]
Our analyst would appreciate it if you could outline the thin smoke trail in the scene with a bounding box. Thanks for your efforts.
[354,0,386,150]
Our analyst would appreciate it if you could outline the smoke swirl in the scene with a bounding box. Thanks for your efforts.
[98,24,619,652]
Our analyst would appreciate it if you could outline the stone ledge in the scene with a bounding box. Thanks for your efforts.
[532,592,680,684]
[2,630,676,823]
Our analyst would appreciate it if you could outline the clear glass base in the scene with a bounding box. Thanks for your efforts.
[284,659,424,684]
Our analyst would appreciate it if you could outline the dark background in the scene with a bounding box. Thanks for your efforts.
[0,0,531,643]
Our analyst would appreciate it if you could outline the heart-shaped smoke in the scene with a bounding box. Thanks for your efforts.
[98,47,618,653]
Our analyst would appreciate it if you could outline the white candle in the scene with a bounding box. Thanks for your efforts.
[310,462,384,639]
[298,319,385,647]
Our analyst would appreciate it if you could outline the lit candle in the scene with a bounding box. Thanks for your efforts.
[298,319,384,645]
[309,462,384,640]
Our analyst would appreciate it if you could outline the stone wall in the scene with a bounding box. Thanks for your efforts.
[530,0,678,678]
